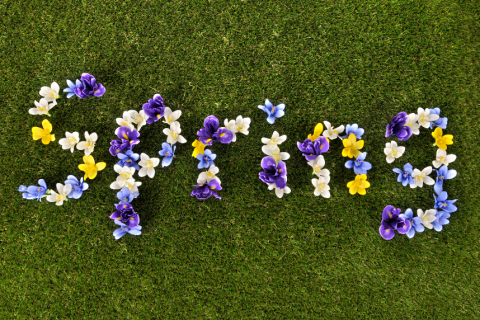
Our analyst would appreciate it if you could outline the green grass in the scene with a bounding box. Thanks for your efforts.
[1,0,479,318]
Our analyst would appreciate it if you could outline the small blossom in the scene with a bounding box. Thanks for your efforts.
[46,183,72,206]
[384,140,405,163]
[116,150,140,170]
[163,122,187,145]
[411,167,435,188]
[432,127,453,151]
[342,133,364,159]
[341,124,364,140]
[63,79,82,98]
[392,163,414,187]
[110,176,142,191]
[29,98,56,116]
[307,155,330,178]
[192,139,206,158]
[18,179,48,201]
[110,203,139,228]
[386,112,412,141]
[432,211,450,232]
[307,123,323,141]
[32,119,55,145]
[262,146,290,163]
[400,208,425,238]
[78,155,106,180]
[235,116,251,135]
[298,137,329,161]
[345,152,372,175]
[59,131,80,152]
[76,73,106,98]
[379,205,411,240]
[417,108,439,128]
[404,113,420,135]
[262,131,287,150]
[429,108,448,130]
[76,132,98,156]
[322,121,344,140]
[142,94,165,124]
[347,174,370,195]
[267,182,291,198]
[417,209,437,229]
[117,126,140,149]
[138,153,160,178]
[432,149,456,168]
[128,110,148,131]
[191,179,222,200]
[163,107,182,126]
[197,165,220,184]
[64,175,89,199]
[115,187,139,206]
[115,111,135,134]
[434,191,457,213]
[434,165,457,194]
[197,149,217,169]
[258,99,285,124]
[223,118,239,142]
[114,164,136,183]
[259,157,287,189]
[39,82,60,102]
[312,176,330,198]
[113,220,142,240]
[159,142,176,167]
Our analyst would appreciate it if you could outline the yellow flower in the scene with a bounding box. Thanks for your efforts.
[342,133,364,158]
[307,123,323,141]
[192,139,205,158]
[32,119,55,144]
[432,127,453,151]
[78,155,106,180]
[347,174,370,195]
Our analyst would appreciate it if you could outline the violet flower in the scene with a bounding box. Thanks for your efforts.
[191,179,222,200]
[109,139,130,157]
[117,150,140,170]
[197,149,216,169]
[345,152,372,175]
[110,203,139,228]
[340,124,364,140]
[259,156,287,189]
[434,165,457,195]
[297,137,329,161]
[258,99,285,124]
[64,175,89,199]
[159,142,176,167]
[212,128,234,144]
[18,179,48,201]
[379,205,411,240]
[113,219,142,240]
[392,163,414,187]
[197,115,226,145]
[117,126,140,149]
[63,79,83,98]
[429,108,448,130]
[115,187,139,206]
[386,112,412,141]
[142,94,166,124]
[400,208,424,238]
[432,211,450,232]
[434,191,457,213]
[74,73,105,98]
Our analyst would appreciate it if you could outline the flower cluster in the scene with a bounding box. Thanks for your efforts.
[63,73,105,99]
[191,115,250,200]
[260,131,291,198]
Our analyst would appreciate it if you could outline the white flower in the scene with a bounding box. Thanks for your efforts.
[128,110,148,131]
[163,107,182,126]
[307,155,330,178]
[59,132,80,152]
[138,153,160,178]
[433,149,456,168]
[197,165,220,184]
[29,98,56,116]
[76,132,98,156]
[411,167,435,188]
[46,183,72,206]
[417,108,439,128]
[39,82,60,102]
[224,119,239,142]
[163,122,187,145]
[268,183,291,198]
[384,141,405,163]
[417,209,437,229]
[322,121,344,140]
[114,165,135,184]
[110,176,142,191]
[235,116,251,135]
[261,131,286,150]
[404,113,420,135]
[261,146,290,163]
[312,176,331,198]
[115,111,135,135]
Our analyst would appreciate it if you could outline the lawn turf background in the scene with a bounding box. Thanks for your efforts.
[1,0,480,318]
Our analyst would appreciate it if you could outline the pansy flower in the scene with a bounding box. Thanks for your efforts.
[258,99,285,124]
[400,208,424,238]
[191,179,222,200]
[434,165,457,194]
[298,137,329,161]
[159,142,176,167]
[46,183,72,206]
[342,133,363,159]
[345,152,372,175]
[197,149,217,169]
[32,119,55,145]
[63,79,82,98]
[385,112,412,141]
[347,174,370,195]
[64,175,89,199]
[434,191,457,213]
[432,127,453,151]
[142,94,166,124]
[259,157,287,189]
[110,203,139,228]
[393,163,414,186]
[379,205,411,240]
[113,219,142,240]
[18,179,48,201]
[39,82,60,102]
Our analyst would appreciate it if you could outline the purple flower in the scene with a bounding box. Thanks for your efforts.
[113,219,142,240]
[212,128,234,144]
[142,94,165,124]
[109,139,130,157]
[429,108,448,130]
[64,175,89,199]
[392,163,414,187]
[73,73,105,98]
[434,191,457,213]
[18,179,47,201]
[400,208,424,238]
[345,152,372,175]
[117,150,140,170]
[197,115,220,145]
[259,156,287,189]
[386,112,412,141]
[191,179,222,200]
[197,149,216,169]
[297,137,329,161]
[258,99,285,124]
[432,211,450,232]
[117,126,140,149]
[434,165,457,194]
[379,205,411,240]
[110,203,139,228]
[73,81,87,99]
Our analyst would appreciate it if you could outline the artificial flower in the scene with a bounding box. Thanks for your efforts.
[163,122,187,145]
[417,108,439,128]
[110,177,142,191]
[18,179,48,201]
[197,115,220,145]
[307,155,330,178]
[235,116,251,135]
[432,211,450,232]
[212,128,234,144]
[64,175,89,199]
[262,131,287,151]
[434,191,457,213]
[29,98,56,116]
[259,157,287,189]
[75,73,105,98]
[191,179,222,200]
[143,94,166,124]
[342,124,364,140]
[115,112,135,134]
[75,132,98,156]
[258,99,285,124]
[392,163,414,187]
[411,167,435,188]
[159,142,176,167]
[39,82,60,102]
[46,183,72,206]
[115,187,139,206]
[307,123,323,141]
[197,165,220,184]
[322,121,344,140]
[379,205,411,240]
[138,153,160,178]
[312,176,331,198]
[192,140,206,158]
[63,79,82,98]
[117,150,141,171]
[403,113,420,135]
[113,219,142,240]
[109,139,130,157]
[384,140,405,163]
[297,137,329,161]
[342,133,364,158]
[32,119,55,145]
[429,108,448,130]
[59,131,80,152]
[110,203,139,228]
[432,127,453,151]
[117,126,140,149]
[197,149,217,169]
[347,174,370,195]
[433,149,456,168]
[386,112,412,141]
[267,182,291,198]
[128,110,148,131]
[224,118,239,142]
[434,165,457,194]
[114,164,136,184]
[262,146,290,163]
[417,209,437,229]
[78,155,106,180]
[400,208,424,238]
[163,107,182,126]
[345,152,372,175]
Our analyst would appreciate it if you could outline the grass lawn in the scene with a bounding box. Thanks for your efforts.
[1,0,479,318]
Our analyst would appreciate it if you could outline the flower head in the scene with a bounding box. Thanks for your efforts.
[76,132,98,156]
[417,108,439,128]
[262,131,287,151]
[197,116,220,145]
[345,152,372,175]
[77,73,105,98]
[63,79,82,98]
[128,110,148,131]
[115,111,135,133]
[259,157,287,189]
[312,176,330,198]
[114,164,136,184]
[434,191,457,213]
[307,155,330,178]
[19,179,48,201]
[115,187,139,206]
[29,98,56,116]
[258,99,285,124]
[192,139,206,158]
[322,121,344,140]
[347,174,370,195]
[411,167,435,188]
[307,123,323,141]
[385,112,412,141]
[404,113,420,135]
[46,183,72,206]
[110,176,142,192]
[297,137,329,161]
[342,124,364,140]
[163,107,182,126]
[159,142,176,167]
[117,150,140,170]
[197,165,220,184]
[384,141,405,163]
[432,211,450,232]
[39,82,60,102]
[197,149,217,169]
[142,94,166,124]
[399,208,424,238]
[235,116,251,135]
[262,145,290,163]
[379,205,411,240]
[109,139,130,157]
[224,118,239,142]
[212,128,234,144]
[64,175,89,199]
[59,131,80,152]
[113,219,142,240]
[417,209,437,229]
[191,179,222,200]
[110,203,139,228]
[163,122,187,145]
[342,133,364,158]
[433,149,456,168]
[432,127,453,151]
[78,155,106,180]
[392,163,414,187]
[32,119,55,145]
[117,126,140,149]
[267,182,291,198]
[434,165,457,194]
[429,108,448,130]
[139,153,160,178]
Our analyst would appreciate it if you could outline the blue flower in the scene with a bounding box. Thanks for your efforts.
[434,165,457,194]
[64,175,89,199]
[19,179,48,201]
[63,79,83,99]
[258,99,285,124]
[159,142,176,167]
[400,208,425,238]
[432,210,450,232]
[345,152,372,175]
[341,124,364,140]
[434,191,457,213]
[113,219,142,240]
[117,150,140,170]
[429,108,448,130]
[196,149,216,169]
[115,187,139,206]
[392,163,415,187]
